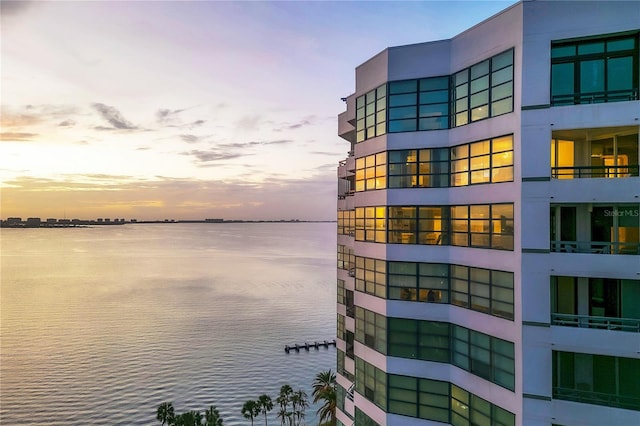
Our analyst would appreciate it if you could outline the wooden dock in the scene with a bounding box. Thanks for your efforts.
[284,340,336,353]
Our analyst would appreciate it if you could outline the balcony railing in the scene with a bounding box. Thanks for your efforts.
[338,190,355,200]
[554,387,640,411]
[552,164,639,179]
[551,88,639,105]
[551,313,640,332]
[551,240,640,255]
[346,383,355,401]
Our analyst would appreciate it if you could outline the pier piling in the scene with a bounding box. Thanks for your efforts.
[284,339,336,353]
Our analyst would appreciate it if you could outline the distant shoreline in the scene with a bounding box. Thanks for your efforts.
[0,219,336,228]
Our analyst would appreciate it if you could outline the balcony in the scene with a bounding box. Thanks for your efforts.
[553,387,640,412]
[552,164,639,179]
[550,204,639,255]
[550,240,639,255]
[338,176,355,200]
[551,313,640,332]
[551,126,639,180]
[338,110,356,142]
[551,88,639,106]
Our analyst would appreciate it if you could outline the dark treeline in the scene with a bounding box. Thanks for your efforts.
[156,370,337,426]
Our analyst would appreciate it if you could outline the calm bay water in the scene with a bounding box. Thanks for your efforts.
[1,223,337,425]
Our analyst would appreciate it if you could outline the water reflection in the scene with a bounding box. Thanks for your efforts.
[1,223,336,425]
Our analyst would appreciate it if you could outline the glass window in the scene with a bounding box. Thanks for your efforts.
[453,49,513,127]
[471,60,490,79]
[492,49,513,70]
[470,91,489,109]
[553,351,640,411]
[355,152,387,192]
[355,256,386,298]
[471,76,489,94]
[420,76,449,91]
[355,206,386,243]
[491,204,514,250]
[420,90,449,104]
[389,93,417,107]
[551,63,575,98]
[419,116,448,130]
[389,119,417,132]
[419,103,448,117]
[492,66,513,86]
[390,80,418,94]
[608,56,634,91]
[389,106,417,120]
[551,33,639,105]
[578,42,604,55]
[580,59,605,94]
[552,45,576,58]
[492,82,513,101]
[356,83,387,142]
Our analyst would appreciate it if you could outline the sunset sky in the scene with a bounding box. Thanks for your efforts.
[1,0,516,221]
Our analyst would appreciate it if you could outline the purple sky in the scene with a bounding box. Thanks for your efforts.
[1,0,517,221]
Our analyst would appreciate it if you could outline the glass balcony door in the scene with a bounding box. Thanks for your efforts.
[551,127,639,178]
[551,204,639,254]
[591,205,640,254]
[552,277,640,332]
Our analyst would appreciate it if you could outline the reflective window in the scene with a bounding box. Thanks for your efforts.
[355,257,386,298]
[337,209,355,235]
[551,32,639,105]
[354,408,380,426]
[388,76,450,133]
[388,147,450,189]
[359,257,514,319]
[355,152,387,191]
[450,135,514,186]
[355,307,387,354]
[451,326,515,390]
[553,351,640,411]
[355,207,386,243]
[453,49,514,127]
[337,313,345,341]
[385,374,516,425]
[356,204,514,250]
[355,50,514,142]
[337,278,345,305]
[355,358,387,409]
[450,204,514,250]
[388,206,419,244]
[336,383,346,413]
[356,84,387,142]
[337,244,354,271]
[388,318,450,363]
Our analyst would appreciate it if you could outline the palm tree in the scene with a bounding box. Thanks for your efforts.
[276,385,293,426]
[241,400,260,426]
[257,394,273,426]
[290,389,308,426]
[157,402,175,426]
[312,370,337,426]
[204,405,223,426]
[174,410,201,426]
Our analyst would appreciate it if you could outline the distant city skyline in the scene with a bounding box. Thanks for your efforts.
[1,0,517,221]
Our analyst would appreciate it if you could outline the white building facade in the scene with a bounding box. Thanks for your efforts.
[335,1,639,425]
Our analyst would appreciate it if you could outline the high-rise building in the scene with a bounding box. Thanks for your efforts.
[335,1,639,425]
